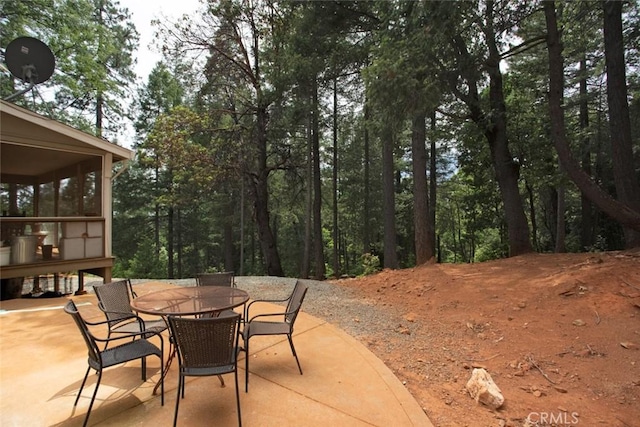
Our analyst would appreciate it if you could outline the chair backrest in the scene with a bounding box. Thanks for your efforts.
[93,280,135,325]
[168,312,241,370]
[64,300,101,366]
[196,272,234,287]
[285,281,308,325]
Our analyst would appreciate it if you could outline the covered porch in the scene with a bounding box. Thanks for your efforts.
[0,100,133,298]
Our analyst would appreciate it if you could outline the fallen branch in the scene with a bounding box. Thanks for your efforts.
[594,308,601,325]
[621,279,640,292]
[526,354,556,384]
[466,353,501,362]
[615,416,634,427]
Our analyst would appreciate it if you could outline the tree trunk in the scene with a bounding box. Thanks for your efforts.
[382,126,398,269]
[223,197,235,273]
[429,111,437,259]
[301,93,312,279]
[95,2,104,137]
[332,78,340,278]
[480,87,533,257]
[484,23,533,257]
[412,110,432,265]
[526,182,538,250]
[312,78,325,279]
[548,186,558,249]
[579,56,594,250]
[154,164,160,259]
[248,5,283,275]
[452,18,533,257]
[603,0,640,247]
[363,102,371,255]
[544,1,640,235]
[253,101,284,276]
[555,164,566,253]
[95,94,103,138]
[176,207,182,278]
[168,205,174,279]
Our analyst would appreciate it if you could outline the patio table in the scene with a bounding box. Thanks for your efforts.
[130,285,249,394]
[131,285,249,317]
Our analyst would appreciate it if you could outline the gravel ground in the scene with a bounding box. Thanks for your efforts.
[129,276,407,341]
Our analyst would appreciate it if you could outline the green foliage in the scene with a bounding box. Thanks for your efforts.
[359,252,381,276]
[474,229,509,263]
[1,0,138,138]
[7,0,638,283]
[585,235,608,253]
[123,235,167,279]
[134,63,184,138]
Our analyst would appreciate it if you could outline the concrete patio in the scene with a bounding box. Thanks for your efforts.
[0,281,433,426]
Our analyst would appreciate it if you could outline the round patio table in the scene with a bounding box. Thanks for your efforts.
[130,285,249,317]
[130,285,249,395]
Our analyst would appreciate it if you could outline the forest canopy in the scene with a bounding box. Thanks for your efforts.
[1,0,639,280]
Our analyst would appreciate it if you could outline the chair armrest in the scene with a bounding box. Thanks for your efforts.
[91,327,165,344]
[97,302,145,326]
[246,297,290,307]
[247,309,296,324]
[82,315,117,328]
[245,297,291,319]
[97,302,137,319]
[98,304,140,320]
[93,304,155,334]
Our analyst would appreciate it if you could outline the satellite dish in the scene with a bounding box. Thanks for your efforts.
[3,36,55,100]
[5,37,55,84]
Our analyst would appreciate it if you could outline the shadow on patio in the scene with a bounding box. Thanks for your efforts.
[0,280,433,426]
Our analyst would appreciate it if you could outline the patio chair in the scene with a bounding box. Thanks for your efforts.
[242,280,308,392]
[196,272,241,319]
[168,312,243,427]
[64,300,164,427]
[93,279,167,341]
[196,271,235,287]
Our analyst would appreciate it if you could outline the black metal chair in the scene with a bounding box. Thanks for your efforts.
[93,279,167,341]
[196,272,242,319]
[64,300,164,427]
[196,271,235,287]
[168,312,243,427]
[242,280,308,392]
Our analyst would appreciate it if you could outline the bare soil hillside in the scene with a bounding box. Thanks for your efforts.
[334,250,640,427]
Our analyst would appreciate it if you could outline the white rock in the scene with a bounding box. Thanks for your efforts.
[465,368,504,409]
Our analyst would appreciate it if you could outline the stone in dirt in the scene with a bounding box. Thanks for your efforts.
[465,368,505,409]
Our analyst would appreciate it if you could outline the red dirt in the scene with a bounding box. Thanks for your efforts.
[335,250,640,427]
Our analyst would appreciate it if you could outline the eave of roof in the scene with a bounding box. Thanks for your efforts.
[0,99,133,162]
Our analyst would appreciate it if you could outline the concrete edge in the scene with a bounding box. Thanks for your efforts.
[314,321,434,426]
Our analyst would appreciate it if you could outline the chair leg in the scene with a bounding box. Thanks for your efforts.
[158,353,164,406]
[173,375,182,427]
[141,356,147,381]
[82,369,103,427]
[234,369,242,427]
[218,375,225,387]
[244,337,250,392]
[239,303,247,326]
[287,335,303,375]
[75,366,92,406]
[181,374,186,399]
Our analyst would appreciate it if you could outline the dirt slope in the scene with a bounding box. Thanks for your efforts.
[334,250,640,427]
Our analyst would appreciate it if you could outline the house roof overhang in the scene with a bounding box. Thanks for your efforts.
[0,100,134,183]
